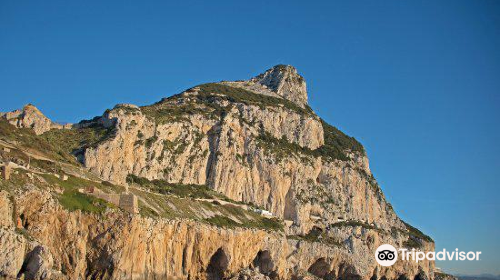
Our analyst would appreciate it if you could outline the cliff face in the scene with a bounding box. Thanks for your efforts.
[0,187,433,280]
[82,66,398,235]
[0,65,435,280]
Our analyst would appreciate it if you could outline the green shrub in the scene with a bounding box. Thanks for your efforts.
[314,119,364,161]
[141,104,207,124]
[251,217,284,231]
[145,135,158,148]
[256,131,314,161]
[126,174,217,199]
[205,215,240,228]
[255,119,365,162]
[41,123,114,157]
[30,158,62,173]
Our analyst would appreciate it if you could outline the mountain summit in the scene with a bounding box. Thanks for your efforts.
[251,65,308,107]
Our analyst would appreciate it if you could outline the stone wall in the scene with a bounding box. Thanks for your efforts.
[1,164,11,180]
[118,193,138,214]
[82,187,138,214]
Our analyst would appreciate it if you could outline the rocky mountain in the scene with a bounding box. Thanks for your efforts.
[0,65,435,280]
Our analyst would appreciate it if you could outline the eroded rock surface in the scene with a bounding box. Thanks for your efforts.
[0,65,437,280]
[0,187,433,280]
[251,65,309,108]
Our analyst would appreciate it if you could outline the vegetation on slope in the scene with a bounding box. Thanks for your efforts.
[127,174,223,200]
[40,123,114,156]
[141,82,363,163]
[0,119,73,163]
[0,118,115,164]
[127,174,283,231]
[197,83,313,115]
[389,220,433,248]
[315,119,365,161]
[402,221,433,242]
[256,131,315,162]
[0,166,119,214]
[288,226,342,247]
[41,173,120,214]
[141,82,315,124]
[204,209,283,232]
[141,101,215,123]
[256,119,364,162]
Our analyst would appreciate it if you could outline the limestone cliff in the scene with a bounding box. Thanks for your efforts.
[81,66,399,235]
[0,185,433,280]
[0,65,436,280]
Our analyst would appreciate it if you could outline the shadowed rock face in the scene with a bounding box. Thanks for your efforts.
[252,250,275,276]
[17,245,53,280]
[207,248,230,280]
[308,258,335,280]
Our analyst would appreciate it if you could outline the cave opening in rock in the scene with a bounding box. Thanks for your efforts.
[17,246,45,280]
[308,258,335,280]
[19,213,29,229]
[337,264,362,280]
[252,250,275,276]
[414,273,426,280]
[207,248,229,280]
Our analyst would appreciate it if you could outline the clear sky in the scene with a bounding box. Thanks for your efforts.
[1,0,499,275]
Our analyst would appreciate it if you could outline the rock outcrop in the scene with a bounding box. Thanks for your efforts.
[1,104,70,135]
[251,65,308,108]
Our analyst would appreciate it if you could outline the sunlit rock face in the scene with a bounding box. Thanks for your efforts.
[0,188,434,280]
[0,65,435,280]
[251,65,309,108]
[1,104,70,135]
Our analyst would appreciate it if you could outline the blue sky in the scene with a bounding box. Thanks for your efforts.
[1,0,499,275]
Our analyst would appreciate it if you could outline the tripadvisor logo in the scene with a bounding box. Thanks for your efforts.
[375,244,398,266]
[375,244,481,266]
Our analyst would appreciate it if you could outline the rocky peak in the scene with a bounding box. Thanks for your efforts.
[251,65,308,108]
[1,104,69,135]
